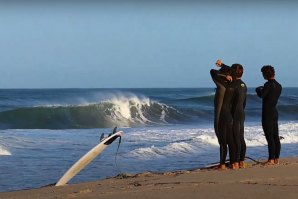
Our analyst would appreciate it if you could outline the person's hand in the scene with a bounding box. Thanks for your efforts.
[215,59,222,67]
[255,86,263,93]
[226,75,233,82]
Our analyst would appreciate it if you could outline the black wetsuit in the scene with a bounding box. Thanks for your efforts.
[232,79,247,162]
[256,79,282,160]
[210,65,229,139]
[210,64,236,165]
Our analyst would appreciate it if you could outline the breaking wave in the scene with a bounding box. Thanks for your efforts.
[0,96,185,129]
[1,89,298,129]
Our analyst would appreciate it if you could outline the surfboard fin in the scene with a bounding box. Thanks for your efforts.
[100,133,105,142]
[108,127,117,137]
[113,127,117,134]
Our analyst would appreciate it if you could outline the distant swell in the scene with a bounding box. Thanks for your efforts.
[0,97,185,129]
[176,95,214,103]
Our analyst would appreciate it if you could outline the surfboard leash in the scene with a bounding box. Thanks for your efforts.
[201,156,263,170]
[114,136,122,174]
[244,156,263,164]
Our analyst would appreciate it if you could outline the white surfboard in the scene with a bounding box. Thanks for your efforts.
[56,130,123,186]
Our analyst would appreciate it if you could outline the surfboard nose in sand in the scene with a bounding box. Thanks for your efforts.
[56,128,123,186]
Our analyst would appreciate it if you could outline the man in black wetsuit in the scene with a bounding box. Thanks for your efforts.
[231,64,247,169]
[210,60,236,170]
[210,60,232,140]
[256,65,282,165]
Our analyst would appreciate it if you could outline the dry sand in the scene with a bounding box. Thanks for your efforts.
[1,157,298,199]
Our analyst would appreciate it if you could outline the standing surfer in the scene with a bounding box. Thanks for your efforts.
[210,60,237,170]
[256,65,282,165]
[231,64,247,169]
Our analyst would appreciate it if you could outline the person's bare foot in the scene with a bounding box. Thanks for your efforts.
[217,164,226,171]
[263,159,275,166]
[239,161,246,168]
[231,163,239,170]
[274,159,279,164]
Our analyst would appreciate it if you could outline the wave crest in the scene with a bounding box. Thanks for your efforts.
[0,96,184,129]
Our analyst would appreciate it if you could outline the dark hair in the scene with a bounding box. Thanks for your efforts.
[231,63,243,78]
[261,65,275,79]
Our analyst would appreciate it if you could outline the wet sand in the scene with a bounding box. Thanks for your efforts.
[1,157,298,199]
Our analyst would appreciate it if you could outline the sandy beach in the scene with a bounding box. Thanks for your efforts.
[1,157,297,199]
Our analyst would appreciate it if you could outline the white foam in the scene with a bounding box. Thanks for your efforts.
[125,122,298,160]
[107,95,151,125]
[129,142,197,159]
[104,94,176,126]
[194,134,219,146]
[126,127,217,159]
[244,125,267,146]
[160,109,167,122]
[278,122,298,144]
[0,145,11,156]
[244,122,298,146]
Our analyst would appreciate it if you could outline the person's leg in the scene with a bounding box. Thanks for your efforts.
[262,119,275,163]
[232,121,240,169]
[218,121,227,170]
[214,89,224,142]
[272,119,281,164]
[233,121,241,162]
[227,122,237,169]
[239,121,246,168]
[219,143,227,170]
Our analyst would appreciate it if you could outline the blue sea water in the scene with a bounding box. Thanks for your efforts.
[0,88,298,192]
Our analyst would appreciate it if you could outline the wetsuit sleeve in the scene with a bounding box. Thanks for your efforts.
[256,83,269,98]
[210,69,227,85]
[220,63,230,71]
[210,63,233,83]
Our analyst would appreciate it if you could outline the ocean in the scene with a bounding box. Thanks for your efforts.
[1,88,298,192]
